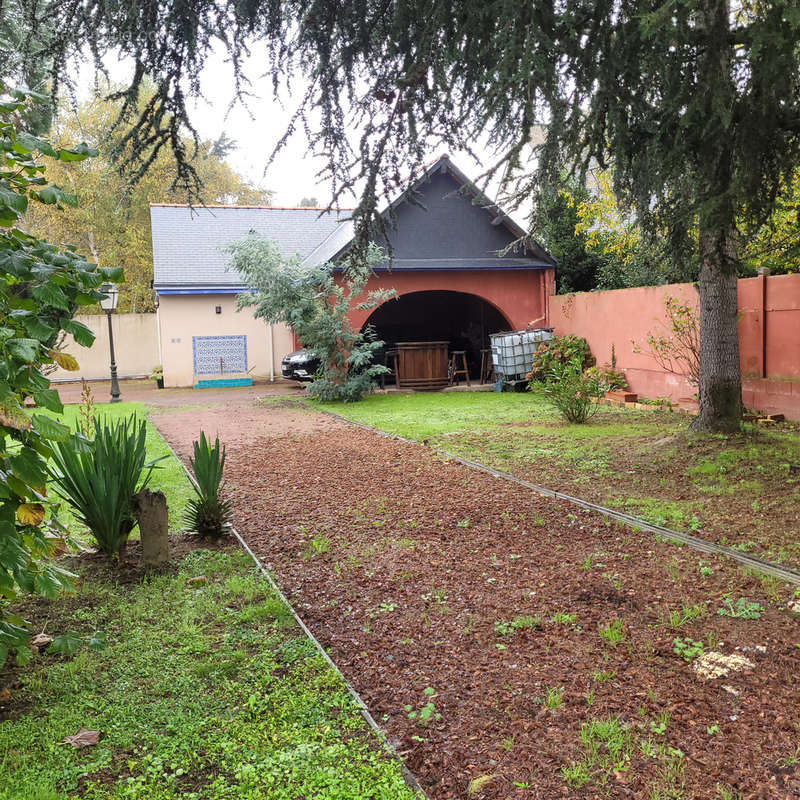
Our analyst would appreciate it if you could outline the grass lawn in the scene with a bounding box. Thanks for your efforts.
[1,402,417,800]
[316,390,800,565]
[0,549,417,800]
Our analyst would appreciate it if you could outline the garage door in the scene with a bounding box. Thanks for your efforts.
[192,335,248,376]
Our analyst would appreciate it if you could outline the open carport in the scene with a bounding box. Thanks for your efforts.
[362,289,512,380]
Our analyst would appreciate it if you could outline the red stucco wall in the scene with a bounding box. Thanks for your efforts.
[550,273,800,419]
[344,268,555,332]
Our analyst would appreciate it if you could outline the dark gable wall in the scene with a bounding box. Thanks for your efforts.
[381,170,524,260]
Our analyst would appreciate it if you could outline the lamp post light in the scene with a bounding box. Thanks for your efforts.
[99,282,121,403]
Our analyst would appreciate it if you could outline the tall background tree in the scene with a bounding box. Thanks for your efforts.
[0,0,53,134]
[11,0,800,431]
[535,180,603,294]
[742,169,800,277]
[22,90,271,312]
[538,171,693,292]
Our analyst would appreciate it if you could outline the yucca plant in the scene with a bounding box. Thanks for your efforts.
[49,416,162,558]
[185,432,233,538]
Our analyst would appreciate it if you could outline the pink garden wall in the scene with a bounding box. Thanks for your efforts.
[550,273,800,419]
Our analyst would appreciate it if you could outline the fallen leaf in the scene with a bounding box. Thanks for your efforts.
[61,727,101,748]
[29,633,53,652]
[0,688,11,702]
[467,774,498,797]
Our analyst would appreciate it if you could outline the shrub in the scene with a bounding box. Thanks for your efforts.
[633,295,699,386]
[49,416,160,558]
[544,356,601,424]
[185,432,233,538]
[230,237,394,402]
[0,87,114,665]
[583,364,628,394]
[529,335,594,383]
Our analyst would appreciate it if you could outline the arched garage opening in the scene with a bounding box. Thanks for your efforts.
[362,290,512,381]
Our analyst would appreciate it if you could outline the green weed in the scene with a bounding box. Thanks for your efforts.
[304,534,331,557]
[717,597,764,619]
[598,618,626,648]
[650,711,670,736]
[494,615,540,636]
[561,717,632,789]
[663,602,707,627]
[673,636,704,662]
[405,686,441,726]
[543,686,564,710]
[647,745,686,799]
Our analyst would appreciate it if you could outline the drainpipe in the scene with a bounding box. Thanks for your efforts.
[268,323,275,382]
[155,294,163,380]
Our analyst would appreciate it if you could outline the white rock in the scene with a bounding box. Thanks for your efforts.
[692,651,755,681]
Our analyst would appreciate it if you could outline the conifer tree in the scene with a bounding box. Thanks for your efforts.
[10,0,800,430]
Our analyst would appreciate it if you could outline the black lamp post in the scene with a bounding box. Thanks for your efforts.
[99,282,121,403]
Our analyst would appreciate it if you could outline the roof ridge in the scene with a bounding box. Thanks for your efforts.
[149,203,355,211]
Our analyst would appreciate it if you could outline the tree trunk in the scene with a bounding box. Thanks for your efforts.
[692,226,743,432]
[690,0,743,433]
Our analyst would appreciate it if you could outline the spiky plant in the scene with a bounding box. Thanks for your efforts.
[49,416,160,558]
[185,432,233,538]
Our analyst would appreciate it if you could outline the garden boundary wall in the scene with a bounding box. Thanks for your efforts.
[549,273,800,419]
[49,313,159,382]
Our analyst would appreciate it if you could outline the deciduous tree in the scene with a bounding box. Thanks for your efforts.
[229,236,394,402]
[742,171,800,277]
[23,90,271,311]
[535,181,603,294]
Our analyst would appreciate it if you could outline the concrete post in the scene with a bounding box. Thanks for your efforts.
[133,489,170,567]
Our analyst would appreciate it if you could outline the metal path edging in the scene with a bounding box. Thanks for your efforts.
[315,406,800,587]
[152,421,428,800]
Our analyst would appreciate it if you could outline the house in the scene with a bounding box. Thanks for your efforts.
[150,155,556,388]
[151,205,347,387]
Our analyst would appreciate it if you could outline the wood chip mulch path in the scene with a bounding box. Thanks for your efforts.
[152,404,800,800]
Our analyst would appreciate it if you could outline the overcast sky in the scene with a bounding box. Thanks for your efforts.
[74,43,519,211]
[184,46,330,205]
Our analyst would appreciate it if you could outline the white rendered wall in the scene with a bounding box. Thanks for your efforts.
[157,294,294,387]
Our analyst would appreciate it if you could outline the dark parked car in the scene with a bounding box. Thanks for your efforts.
[281,349,321,382]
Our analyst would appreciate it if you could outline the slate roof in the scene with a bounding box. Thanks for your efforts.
[151,156,554,293]
[302,155,554,270]
[151,205,348,292]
